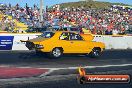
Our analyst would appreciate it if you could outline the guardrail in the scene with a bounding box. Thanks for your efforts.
[0,33,132,50]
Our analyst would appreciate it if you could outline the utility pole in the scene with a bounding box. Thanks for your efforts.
[39,0,44,27]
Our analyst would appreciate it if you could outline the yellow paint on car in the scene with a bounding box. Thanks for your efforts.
[29,31,105,55]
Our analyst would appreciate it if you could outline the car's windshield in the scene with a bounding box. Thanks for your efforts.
[40,32,55,38]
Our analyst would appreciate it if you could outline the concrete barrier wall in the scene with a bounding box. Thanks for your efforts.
[0,33,40,50]
[93,35,132,49]
[0,33,132,50]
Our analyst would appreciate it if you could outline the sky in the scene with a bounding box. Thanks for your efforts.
[0,0,132,8]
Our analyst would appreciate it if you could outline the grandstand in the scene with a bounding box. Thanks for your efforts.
[0,3,28,33]
[0,13,28,32]
[0,1,131,34]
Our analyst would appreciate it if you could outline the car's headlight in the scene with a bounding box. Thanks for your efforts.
[35,44,44,49]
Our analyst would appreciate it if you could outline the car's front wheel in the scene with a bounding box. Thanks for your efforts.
[49,48,63,58]
[88,48,101,58]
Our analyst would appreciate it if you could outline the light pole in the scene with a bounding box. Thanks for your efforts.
[39,0,44,27]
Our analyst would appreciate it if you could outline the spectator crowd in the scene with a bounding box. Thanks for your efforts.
[0,3,132,35]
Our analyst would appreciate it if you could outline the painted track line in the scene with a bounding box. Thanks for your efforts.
[36,64,132,70]
[39,69,55,77]
[1,64,132,70]
[0,64,131,77]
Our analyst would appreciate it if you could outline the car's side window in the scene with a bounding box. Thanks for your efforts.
[60,32,69,40]
[70,33,83,40]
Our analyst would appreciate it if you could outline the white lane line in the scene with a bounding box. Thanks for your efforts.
[0,64,132,71]
[38,64,132,70]
[39,69,55,77]
[19,64,132,70]
[0,65,11,67]
[82,64,132,69]
[17,67,33,69]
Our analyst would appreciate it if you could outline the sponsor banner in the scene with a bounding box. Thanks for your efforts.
[78,75,130,83]
[0,36,14,50]
[77,67,130,84]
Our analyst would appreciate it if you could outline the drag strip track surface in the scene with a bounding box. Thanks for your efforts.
[0,69,132,88]
[0,50,132,68]
[0,50,132,88]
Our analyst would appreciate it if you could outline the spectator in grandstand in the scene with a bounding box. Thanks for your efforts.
[112,29,119,35]
[0,3,131,35]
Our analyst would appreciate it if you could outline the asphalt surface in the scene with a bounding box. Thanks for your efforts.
[0,72,132,88]
[0,50,132,68]
[0,50,132,88]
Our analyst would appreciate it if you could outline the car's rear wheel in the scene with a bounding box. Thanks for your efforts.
[49,48,63,58]
[89,48,101,58]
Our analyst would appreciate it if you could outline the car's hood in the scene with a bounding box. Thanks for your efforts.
[29,37,49,42]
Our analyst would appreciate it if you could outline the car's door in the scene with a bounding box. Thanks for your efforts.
[69,32,89,53]
[59,32,74,53]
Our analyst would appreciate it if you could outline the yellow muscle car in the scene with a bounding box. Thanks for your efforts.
[25,31,105,58]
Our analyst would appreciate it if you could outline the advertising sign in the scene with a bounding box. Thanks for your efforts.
[0,36,14,50]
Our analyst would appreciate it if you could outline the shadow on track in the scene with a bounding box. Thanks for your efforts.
[0,50,131,65]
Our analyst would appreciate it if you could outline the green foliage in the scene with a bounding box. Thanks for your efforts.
[58,1,130,9]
